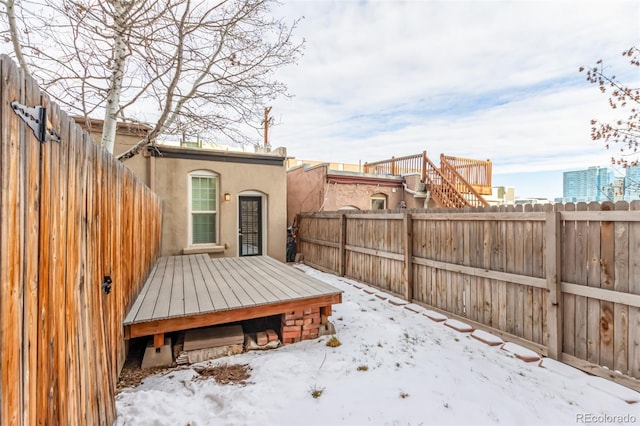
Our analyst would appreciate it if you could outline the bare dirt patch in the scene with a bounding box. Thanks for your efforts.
[193,363,252,385]
[116,365,174,394]
[116,338,252,393]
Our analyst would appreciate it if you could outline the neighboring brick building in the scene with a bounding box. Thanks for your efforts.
[286,162,431,226]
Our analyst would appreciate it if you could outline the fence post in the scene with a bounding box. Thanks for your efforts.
[546,209,563,359]
[339,212,346,277]
[403,212,413,302]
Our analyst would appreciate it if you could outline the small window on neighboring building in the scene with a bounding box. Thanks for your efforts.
[189,171,218,244]
[371,194,387,210]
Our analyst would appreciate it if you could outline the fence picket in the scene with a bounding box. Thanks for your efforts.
[613,201,629,374]
[586,202,602,364]
[599,201,615,370]
[629,200,640,378]
[1,54,24,426]
[562,203,576,356]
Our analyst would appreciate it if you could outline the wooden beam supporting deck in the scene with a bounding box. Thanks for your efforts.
[124,254,343,340]
[126,293,342,339]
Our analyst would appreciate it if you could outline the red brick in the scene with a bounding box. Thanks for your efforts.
[283,319,296,326]
[266,329,278,342]
[282,325,300,333]
[294,319,304,326]
[302,323,320,331]
[283,337,295,344]
[311,307,320,314]
[303,308,312,315]
[283,330,301,339]
[284,311,303,321]
[302,331,318,341]
[256,331,268,346]
[303,318,313,325]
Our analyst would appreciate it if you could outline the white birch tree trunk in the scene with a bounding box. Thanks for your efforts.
[2,0,30,75]
[101,0,128,154]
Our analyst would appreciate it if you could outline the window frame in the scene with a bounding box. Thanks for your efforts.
[188,170,219,246]
[370,194,387,210]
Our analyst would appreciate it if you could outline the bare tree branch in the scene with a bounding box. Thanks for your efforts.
[580,46,640,167]
[1,0,303,157]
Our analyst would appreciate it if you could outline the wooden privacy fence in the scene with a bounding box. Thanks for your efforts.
[0,56,162,425]
[297,202,640,391]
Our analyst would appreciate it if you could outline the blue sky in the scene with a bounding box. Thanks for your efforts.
[266,0,640,200]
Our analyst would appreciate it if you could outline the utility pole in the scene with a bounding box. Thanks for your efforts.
[262,106,273,148]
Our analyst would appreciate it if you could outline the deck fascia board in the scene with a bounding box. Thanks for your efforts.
[125,292,342,338]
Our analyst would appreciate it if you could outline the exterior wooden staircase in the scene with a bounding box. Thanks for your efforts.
[363,151,491,208]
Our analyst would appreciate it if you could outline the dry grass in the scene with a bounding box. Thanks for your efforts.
[325,336,341,347]
[194,363,252,385]
[310,385,325,399]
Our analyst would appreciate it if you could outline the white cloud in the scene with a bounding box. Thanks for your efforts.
[268,0,640,192]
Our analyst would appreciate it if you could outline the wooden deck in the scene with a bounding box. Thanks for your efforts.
[124,255,342,346]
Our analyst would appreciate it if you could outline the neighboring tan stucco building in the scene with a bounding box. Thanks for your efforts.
[287,163,430,226]
[77,118,288,262]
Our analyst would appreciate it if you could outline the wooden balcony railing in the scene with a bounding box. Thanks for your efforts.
[363,151,490,208]
[363,152,427,181]
[441,155,492,195]
[439,154,489,207]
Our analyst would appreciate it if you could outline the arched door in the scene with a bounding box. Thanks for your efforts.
[238,196,262,256]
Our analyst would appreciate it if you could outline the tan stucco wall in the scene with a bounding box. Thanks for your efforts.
[323,183,405,211]
[80,121,287,261]
[287,164,327,225]
[146,155,287,261]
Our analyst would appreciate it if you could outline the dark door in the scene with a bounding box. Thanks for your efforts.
[239,196,262,256]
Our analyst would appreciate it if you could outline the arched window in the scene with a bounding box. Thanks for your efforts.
[189,170,219,245]
[370,194,387,210]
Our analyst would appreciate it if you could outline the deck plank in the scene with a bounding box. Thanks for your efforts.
[182,255,200,315]
[123,257,164,325]
[152,256,177,320]
[168,256,185,318]
[209,257,268,306]
[224,257,284,303]
[242,257,314,298]
[226,256,295,300]
[134,257,171,322]
[124,255,343,332]
[252,256,336,295]
[190,254,215,313]
[193,254,231,311]
[198,255,244,310]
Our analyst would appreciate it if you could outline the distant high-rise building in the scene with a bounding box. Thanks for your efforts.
[612,177,626,202]
[625,165,640,201]
[563,166,612,202]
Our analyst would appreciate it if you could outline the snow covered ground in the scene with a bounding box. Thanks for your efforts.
[116,265,640,426]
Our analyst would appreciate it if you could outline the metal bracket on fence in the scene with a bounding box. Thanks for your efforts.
[102,276,112,295]
[10,101,61,143]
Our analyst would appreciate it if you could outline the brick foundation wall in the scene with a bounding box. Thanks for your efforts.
[281,307,321,344]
